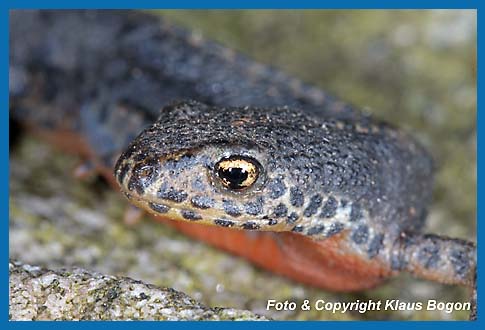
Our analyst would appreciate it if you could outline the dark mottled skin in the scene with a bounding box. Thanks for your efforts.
[9,10,476,318]
[120,101,432,234]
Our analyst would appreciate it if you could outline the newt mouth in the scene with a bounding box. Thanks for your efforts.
[120,189,291,232]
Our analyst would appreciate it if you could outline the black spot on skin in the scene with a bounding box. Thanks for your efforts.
[149,202,170,214]
[214,219,235,227]
[418,244,440,269]
[304,194,322,217]
[350,203,363,222]
[286,212,299,225]
[290,187,304,207]
[191,195,215,209]
[307,225,325,236]
[390,253,407,271]
[127,176,141,193]
[292,225,304,233]
[450,249,471,278]
[157,183,188,203]
[267,219,278,226]
[242,222,261,230]
[267,178,286,199]
[326,222,344,237]
[181,209,202,221]
[223,199,241,217]
[116,163,130,184]
[367,234,384,258]
[320,196,338,218]
[351,225,369,244]
[273,203,288,218]
[245,197,264,216]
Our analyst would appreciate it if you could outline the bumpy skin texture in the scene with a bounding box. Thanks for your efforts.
[117,101,431,243]
[10,10,476,297]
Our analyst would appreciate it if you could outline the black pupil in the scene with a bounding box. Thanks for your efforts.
[218,167,248,189]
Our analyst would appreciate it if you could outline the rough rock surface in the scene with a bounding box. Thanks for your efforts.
[9,260,267,321]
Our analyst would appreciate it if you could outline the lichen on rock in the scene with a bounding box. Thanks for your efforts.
[9,260,267,321]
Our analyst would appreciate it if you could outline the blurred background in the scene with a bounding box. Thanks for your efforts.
[10,10,476,320]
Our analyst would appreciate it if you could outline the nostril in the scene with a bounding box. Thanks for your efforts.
[136,165,155,183]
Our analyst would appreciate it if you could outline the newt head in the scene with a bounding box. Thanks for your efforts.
[114,100,304,232]
[114,99,433,248]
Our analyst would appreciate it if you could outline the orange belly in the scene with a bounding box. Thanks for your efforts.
[159,217,394,291]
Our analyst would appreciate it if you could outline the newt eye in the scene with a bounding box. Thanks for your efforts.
[214,156,261,190]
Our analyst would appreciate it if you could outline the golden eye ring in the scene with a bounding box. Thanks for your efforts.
[214,156,261,191]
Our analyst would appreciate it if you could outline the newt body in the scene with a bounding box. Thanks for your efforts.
[10,10,476,302]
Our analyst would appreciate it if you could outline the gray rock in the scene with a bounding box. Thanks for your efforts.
[9,260,267,321]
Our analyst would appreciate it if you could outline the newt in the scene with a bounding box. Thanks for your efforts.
[9,10,476,318]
